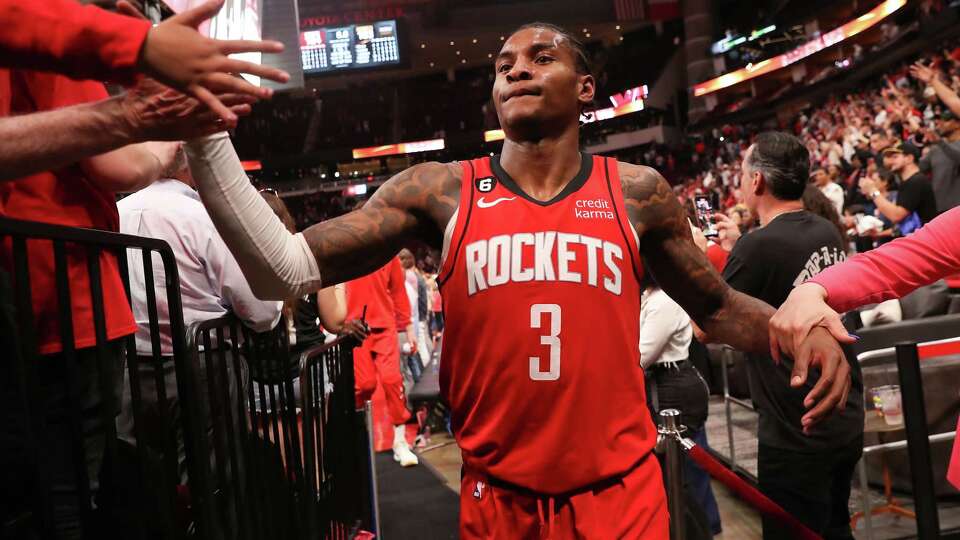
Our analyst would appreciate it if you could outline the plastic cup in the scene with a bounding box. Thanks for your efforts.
[877,385,903,426]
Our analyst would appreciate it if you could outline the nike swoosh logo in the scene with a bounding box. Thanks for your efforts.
[477,196,516,209]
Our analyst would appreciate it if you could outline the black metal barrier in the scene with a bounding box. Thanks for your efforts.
[0,216,196,540]
[185,316,374,540]
[1,216,375,540]
[896,342,941,539]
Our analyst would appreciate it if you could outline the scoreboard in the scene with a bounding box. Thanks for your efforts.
[300,19,402,74]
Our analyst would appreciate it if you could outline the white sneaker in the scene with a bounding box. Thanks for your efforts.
[393,425,419,467]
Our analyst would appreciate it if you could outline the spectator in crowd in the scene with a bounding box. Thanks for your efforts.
[920,112,960,212]
[251,189,368,428]
[770,206,960,362]
[258,189,366,351]
[717,132,863,540]
[398,248,426,382]
[640,274,721,536]
[428,276,444,342]
[0,68,183,538]
[116,147,282,481]
[726,204,753,233]
[399,248,432,369]
[346,254,419,467]
[860,141,938,231]
[803,185,849,248]
[854,170,901,249]
[911,61,960,118]
[811,166,844,218]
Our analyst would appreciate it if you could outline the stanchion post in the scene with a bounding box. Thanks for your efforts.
[658,409,686,540]
[895,342,939,539]
[721,349,737,474]
[364,400,382,538]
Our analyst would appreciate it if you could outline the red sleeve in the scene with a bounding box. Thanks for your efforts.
[388,259,412,329]
[809,207,960,312]
[0,0,151,85]
[706,243,729,274]
[14,71,110,112]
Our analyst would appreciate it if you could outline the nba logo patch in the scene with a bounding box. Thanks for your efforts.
[476,176,497,193]
[473,481,485,500]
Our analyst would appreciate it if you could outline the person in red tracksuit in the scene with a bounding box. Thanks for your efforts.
[346,257,420,467]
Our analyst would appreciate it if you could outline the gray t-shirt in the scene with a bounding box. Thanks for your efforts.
[920,141,960,213]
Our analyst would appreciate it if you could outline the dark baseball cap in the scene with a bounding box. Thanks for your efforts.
[882,140,921,160]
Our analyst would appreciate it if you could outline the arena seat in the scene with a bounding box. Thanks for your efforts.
[407,364,441,404]
[407,353,444,446]
[854,313,960,358]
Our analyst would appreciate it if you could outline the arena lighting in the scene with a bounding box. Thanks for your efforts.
[352,138,446,159]
[344,184,368,196]
[484,129,506,143]
[581,99,645,125]
[241,160,262,171]
[692,0,907,97]
[482,98,645,143]
[710,25,777,55]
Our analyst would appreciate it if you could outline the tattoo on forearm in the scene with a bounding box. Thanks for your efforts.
[620,162,774,354]
[302,161,461,285]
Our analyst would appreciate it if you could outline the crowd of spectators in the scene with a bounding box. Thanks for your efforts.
[642,38,960,257]
[276,36,960,258]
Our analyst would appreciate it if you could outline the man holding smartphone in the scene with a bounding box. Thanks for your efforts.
[717,132,864,540]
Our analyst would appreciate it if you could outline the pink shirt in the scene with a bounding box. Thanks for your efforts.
[809,207,960,312]
[808,207,960,490]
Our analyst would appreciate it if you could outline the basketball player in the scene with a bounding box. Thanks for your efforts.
[185,23,852,538]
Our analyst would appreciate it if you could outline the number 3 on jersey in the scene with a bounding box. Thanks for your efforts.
[529,304,561,381]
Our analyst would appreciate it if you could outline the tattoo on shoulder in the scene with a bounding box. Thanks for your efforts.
[617,162,688,240]
[617,162,735,327]
[303,161,462,285]
[369,161,462,234]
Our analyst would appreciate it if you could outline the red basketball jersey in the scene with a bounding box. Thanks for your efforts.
[438,153,657,494]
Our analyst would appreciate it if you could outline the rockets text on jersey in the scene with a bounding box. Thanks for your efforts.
[436,153,658,495]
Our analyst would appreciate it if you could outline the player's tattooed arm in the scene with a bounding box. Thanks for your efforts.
[619,163,774,354]
[301,161,460,285]
[621,163,853,428]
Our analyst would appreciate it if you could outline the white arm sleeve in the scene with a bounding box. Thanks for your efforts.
[185,132,322,300]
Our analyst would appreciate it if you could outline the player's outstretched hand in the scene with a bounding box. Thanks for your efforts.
[117,0,289,123]
[119,77,258,141]
[769,282,855,364]
[790,326,852,434]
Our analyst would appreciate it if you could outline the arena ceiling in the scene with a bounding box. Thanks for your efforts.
[296,0,657,89]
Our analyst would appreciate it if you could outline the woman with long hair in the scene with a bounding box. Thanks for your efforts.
[802,184,849,247]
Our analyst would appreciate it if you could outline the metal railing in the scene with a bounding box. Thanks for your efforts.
[1,216,377,539]
[854,337,960,540]
[0,216,193,540]
[716,345,758,481]
[185,316,375,540]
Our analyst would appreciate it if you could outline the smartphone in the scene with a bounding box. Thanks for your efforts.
[694,195,719,238]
